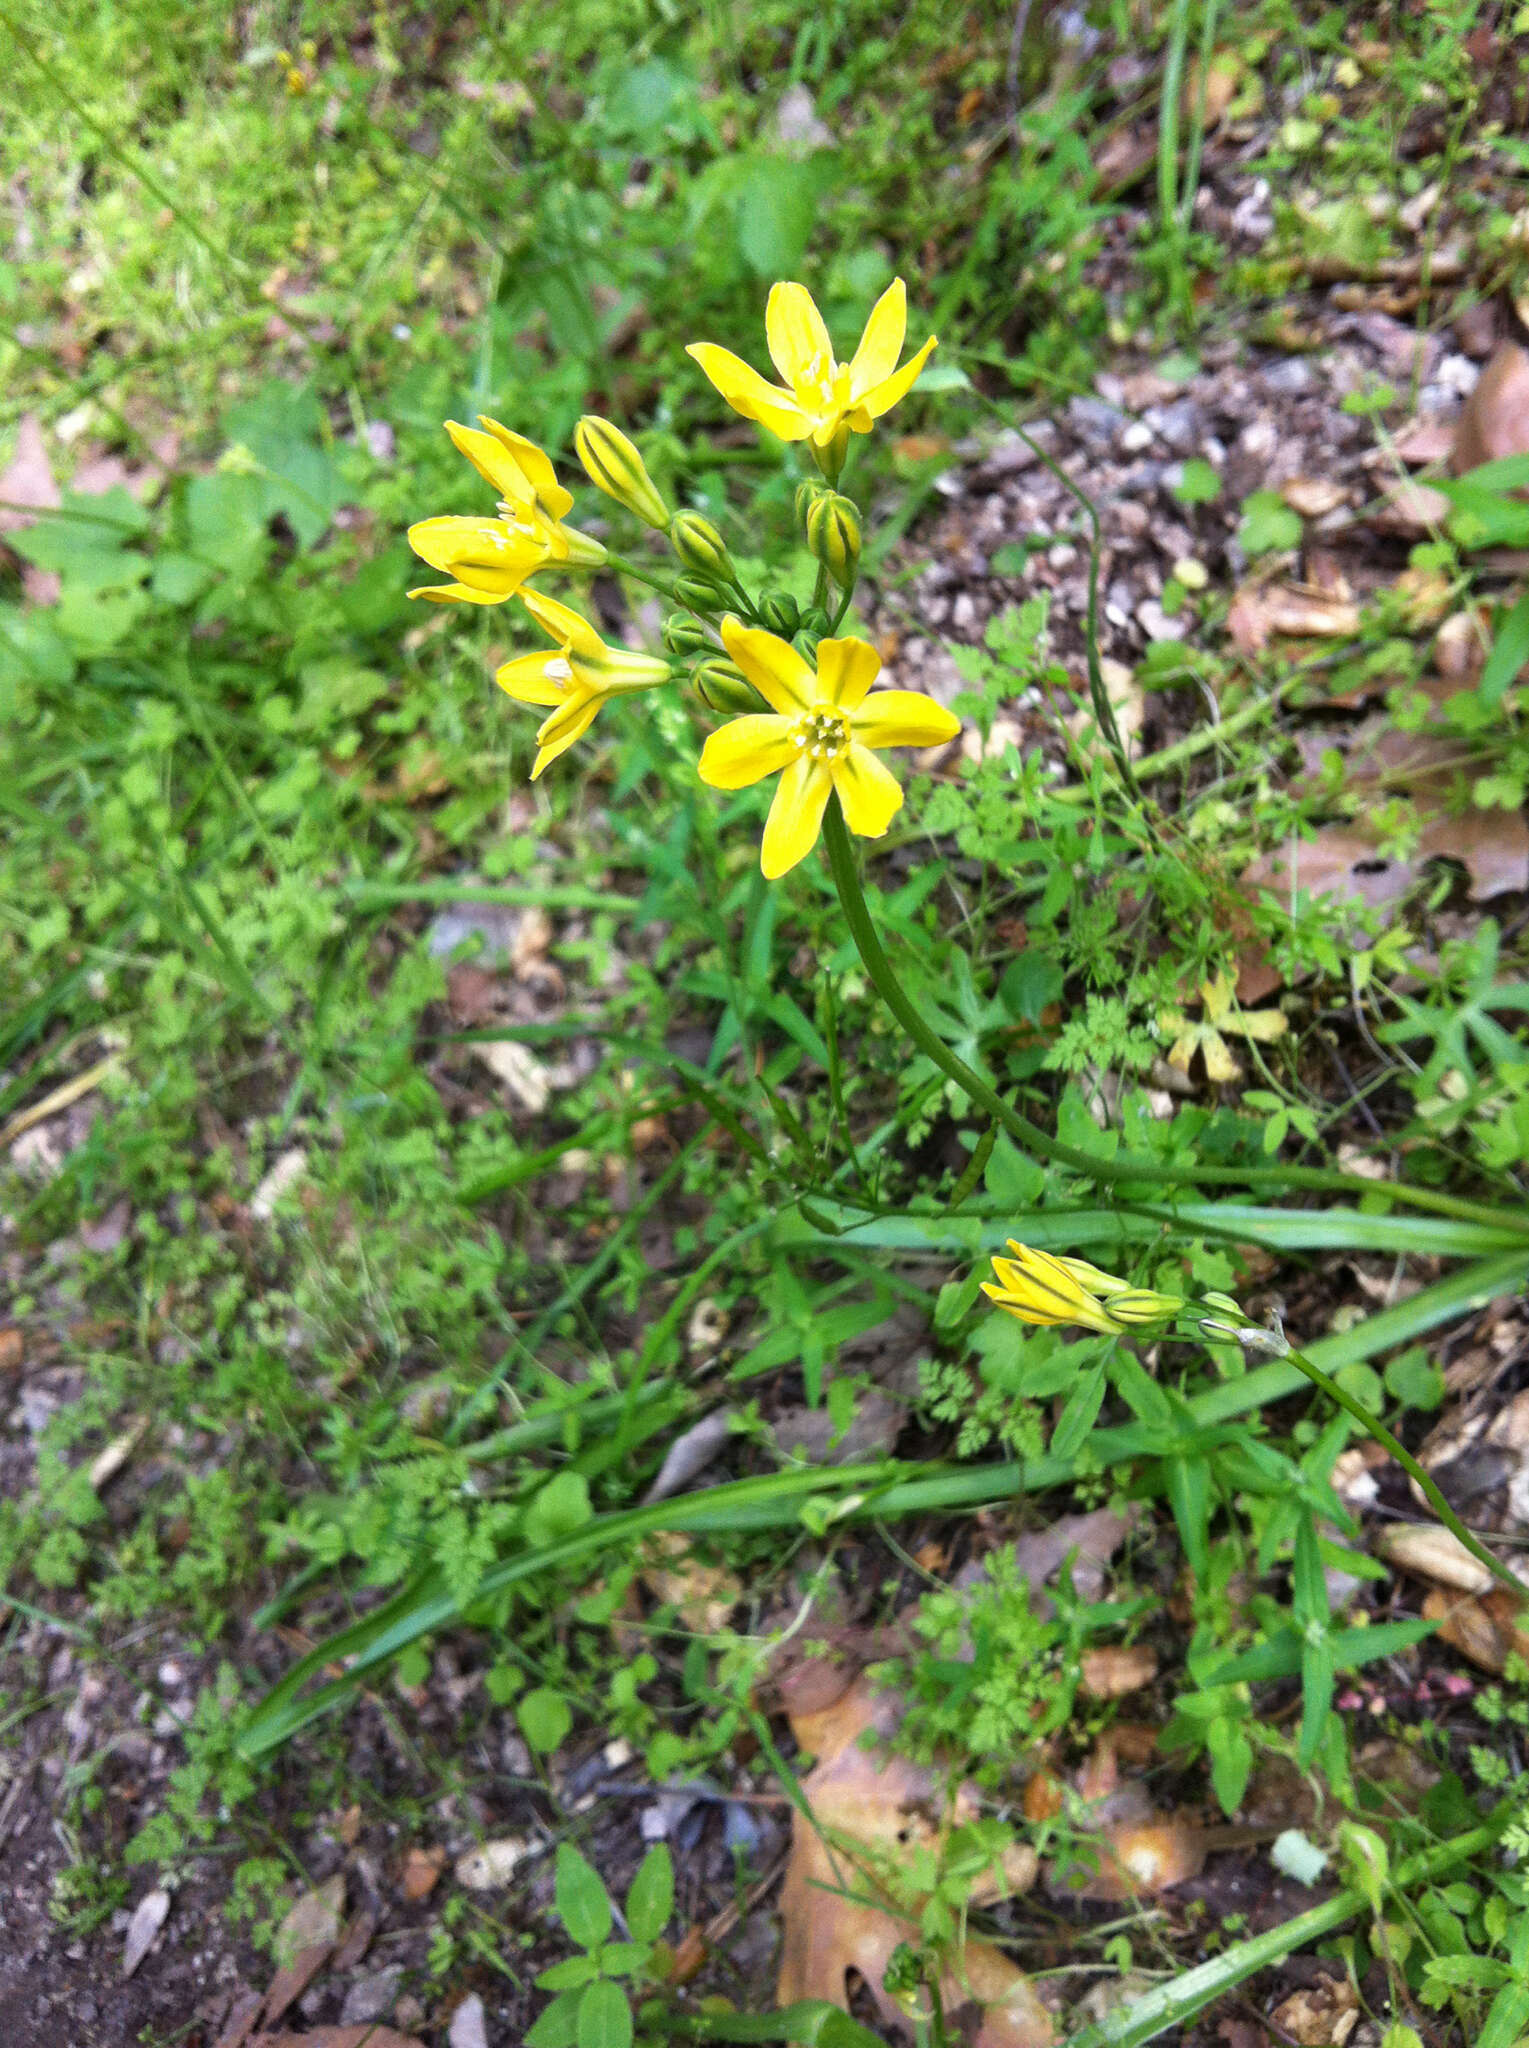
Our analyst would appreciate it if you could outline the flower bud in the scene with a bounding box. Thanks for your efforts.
[805,492,861,589]
[662,612,713,657]
[758,591,800,635]
[798,630,824,663]
[692,657,763,715]
[799,605,830,635]
[574,415,671,528]
[668,511,735,584]
[810,420,850,482]
[672,573,728,613]
[794,478,830,533]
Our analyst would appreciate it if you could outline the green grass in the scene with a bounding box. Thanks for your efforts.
[10,3,1529,2044]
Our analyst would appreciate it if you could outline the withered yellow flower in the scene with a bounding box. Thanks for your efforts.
[983,1241,1183,1336]
[407,417,604,606]
[687,280,936,455]
[496,591,670,780]
[697,620,958,879]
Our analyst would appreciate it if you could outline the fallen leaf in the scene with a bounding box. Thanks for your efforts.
[776,1676,1051,2047]
[1159,972,1288,1084]
[214,1990,265,2048]
[1375,1523,1501,1594]
[122,1887,170,1978]
[1240,831,1417,921]
[256,2032,425,2048]
[471,1037,553,1113]
[261,1875,345,2027]
[90,1417,148,1491]
[1281,478,1349,519]
[1226,581,1360,654]
[771,1388,905,1465]
[1391,415,1458,466]
[1418,804,1529,902]
[1080,1646,1158,1698]
[1453,342,1529,473]
[251,1148,308,1222]
[1269,1972,1359,2047]
[1424,1585,1529,1675]
[640,1530,742,1632]
[1367,478,1452,536]
[640,1407,738,1506]
[399,1846,447,1903]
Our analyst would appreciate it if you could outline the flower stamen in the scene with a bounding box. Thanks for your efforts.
[792,708,849,760]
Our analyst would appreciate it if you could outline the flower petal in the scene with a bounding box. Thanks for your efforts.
[760,756,832,879]
[847,278,907,402]
[686,343,813,441]
[856,334,938,420]
[720,619,818,716]
[477,417,575,520]
[407,580,506,605]
[697,714,796,790]
[814,636,882,709]
[766,281,834,389]
[496,653,573,708]
[446,420,538,508]
[849,688,960,749]
[833,743,904,839]
[518,588,609,659]
[530,692,604,778]
[408,515,542,593]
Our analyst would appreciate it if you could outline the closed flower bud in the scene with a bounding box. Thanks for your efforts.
[669,511,735,584]
[662,612,713,656]
[692,657,763,714]
[810,420,851,482]
[798,630,823,663]
[574,415,671,528]
[805,492,861,589]
[799,605,830,635]
[794,478,831,533]
[672,573,728,613]
[758,591,801,635]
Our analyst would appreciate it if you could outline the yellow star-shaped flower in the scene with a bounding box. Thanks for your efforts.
[495,590,670,779]
[697,619,958,879]
[687,280,937,454]
[407,416,603,606]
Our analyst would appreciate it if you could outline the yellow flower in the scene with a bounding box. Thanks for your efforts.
[495,590,670,780]
[982,1241,1183,1335]
[697,620,959,879]
[407,417,603,606]
[687,279,937,453]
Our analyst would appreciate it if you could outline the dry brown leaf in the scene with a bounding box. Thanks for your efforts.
[256,2032,426,2048]
[1368,480,1452,536]
[1269,1973,1359,2047]
[777,1677,1051,2047]
[215,1992,265,2048]
[1068,1820,1207,1901]
[640,1530,741,1632]
[1080,1645,1158,1698]
[1453,342,1529,473]
[1391,415,1458,466]
[1423,1586,1529,1674]
[399,1847,446,1902]
[1417,804,1529,901]
[1226,582,1359,655]
[1375,1523,1499,1594]
[1281,478,1349,519]
[1240,831,1417,917]
[261,1875,345,2028]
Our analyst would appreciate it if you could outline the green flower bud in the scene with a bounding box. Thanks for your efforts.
[798,630,824,663]
[805,492,861,590]
[758,591,801,635]
[672,574,728,613]
[798,605,830,636]
[794,478,830,534]
[810,420,850,483]
[662,612,713,657]
[668,511,735,584]
[693,657,763,715]
[573,415,671,528]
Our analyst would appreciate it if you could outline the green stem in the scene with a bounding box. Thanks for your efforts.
[1281,1340,1525,1599]
[603,549,681,602]
[819,797,1529,1233]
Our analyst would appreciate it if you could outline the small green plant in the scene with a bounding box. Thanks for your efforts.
[528,1843,674,2048]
